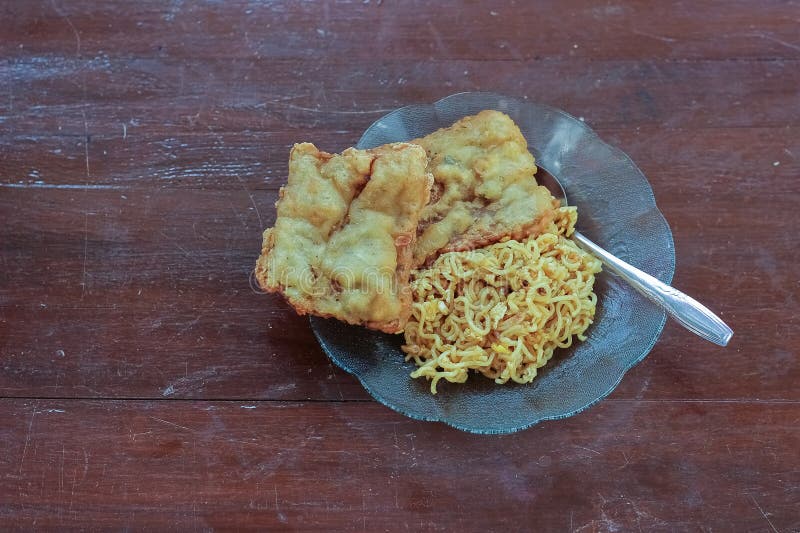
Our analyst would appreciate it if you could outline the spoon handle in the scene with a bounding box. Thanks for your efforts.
[573,231,733,346]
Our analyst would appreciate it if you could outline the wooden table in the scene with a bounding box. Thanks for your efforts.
[2,1,798,530]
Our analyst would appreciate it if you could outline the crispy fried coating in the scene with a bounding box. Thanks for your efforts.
[411,110,558,266]
[255,142,432,333]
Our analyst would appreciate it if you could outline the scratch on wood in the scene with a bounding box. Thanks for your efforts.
[81,210,88,299]
[50,0,82,56]
[256,93,310,108]
[743,31,800,52]
[749,494,779,533]
[59,444,65,494]
[326,358,345,401]
[631,29,676,43]
[235,173,264,229]
[69,473,78,511]
[362,491,367,531]
[269,100,393,115]
[18,402,38,475]
[81,109,90,177]
[426,21,450,55]
[149,416,193,432]
[82,448,89,479]
[575,444,602,456]
[159,230,192,257]
[80,108,91,300]
[131,430,154,441]
[617,451,631,470]
[161,365,219,397]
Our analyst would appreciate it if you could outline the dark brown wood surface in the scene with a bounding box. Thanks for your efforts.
[1,1,798,531]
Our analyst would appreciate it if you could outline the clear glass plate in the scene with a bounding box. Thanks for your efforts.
[310,92,675,434]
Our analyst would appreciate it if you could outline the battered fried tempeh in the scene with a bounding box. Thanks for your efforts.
[255,142,433,333]
[411,110,559,266]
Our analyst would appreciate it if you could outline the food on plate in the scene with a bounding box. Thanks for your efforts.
[255,109,602,393]
[255,142,433,333]
[411,110,559,266]
[402,207,602,393]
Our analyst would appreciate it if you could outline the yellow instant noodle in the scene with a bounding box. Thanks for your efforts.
[402,207,602,394]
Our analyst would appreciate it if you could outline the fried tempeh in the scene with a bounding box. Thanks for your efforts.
[411,110,558,266]
[255,142,432,333]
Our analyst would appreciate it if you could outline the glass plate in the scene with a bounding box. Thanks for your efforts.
[310,92,675,434]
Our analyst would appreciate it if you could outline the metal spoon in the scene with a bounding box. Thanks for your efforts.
[538,172,733,347]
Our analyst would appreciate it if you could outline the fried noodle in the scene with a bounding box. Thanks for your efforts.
[402,207,602,394]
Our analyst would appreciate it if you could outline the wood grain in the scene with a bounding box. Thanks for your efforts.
[2,127,798,190]
[4,0,800,61]
[3,58,799,137]
[1,0,798,530]
[1,399,799,531]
